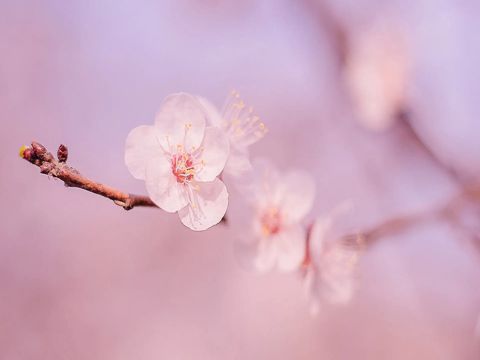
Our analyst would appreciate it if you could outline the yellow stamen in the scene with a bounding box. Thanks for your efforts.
[19,145,28,158]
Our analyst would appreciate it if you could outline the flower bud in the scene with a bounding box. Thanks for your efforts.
[31,141,46,157]
[40,162,54,174]
[19,145,34,162]
[44,152,54,162]
[57,144,68,162]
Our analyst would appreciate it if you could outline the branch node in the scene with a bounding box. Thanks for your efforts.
[21,141,158,211]
[57,144,68,163]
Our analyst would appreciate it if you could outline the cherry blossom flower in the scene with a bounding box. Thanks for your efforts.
[125,93,230,231]
[344,20,410,131]
[197,91,268,177]
[234,159,315,272]
[301,204,363,315]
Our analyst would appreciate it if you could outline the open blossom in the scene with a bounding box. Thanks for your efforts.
[344,20,410,131]
[302,205,363,315]
[197,91,267,177]
[125,93,230,231]
[234,159,315,272]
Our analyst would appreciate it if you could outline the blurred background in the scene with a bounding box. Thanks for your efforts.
[1,0,480,358]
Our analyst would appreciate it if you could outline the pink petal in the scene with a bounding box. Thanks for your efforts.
[308,229,361,307]
[318,244,358,304]
[154,93,206,153]
[145,156,188,213]
[124,125,163,180]
[279,170,315,223]
[245,158,283,208]
[234,237,277,273]
[178,178,228,231]
[273,225,306,272]
[309,216,334,259]
[309,202,353,259]
[223,148,252,178]
[303,267,321,316]
[195,127,230,182]
[196,96,224,127]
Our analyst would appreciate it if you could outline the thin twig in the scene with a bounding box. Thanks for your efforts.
[396,109,464,184]
[20,141,478,241]
[20,141,157,210]
[303,0,348,66]
[344,183,480,247]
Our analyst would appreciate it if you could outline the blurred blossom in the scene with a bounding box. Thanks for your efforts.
[125,93,229,231]
[2,0,480,358]
[198,90,267,178]
[344,18,410,131]
[302,203,362,315]
[234,159,315,272]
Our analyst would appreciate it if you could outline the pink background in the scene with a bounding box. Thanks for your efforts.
[1,0,480,358]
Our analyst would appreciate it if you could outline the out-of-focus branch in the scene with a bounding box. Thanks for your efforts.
[344,183,480,247]
[396,109,464,184]
[20,141,157,210]
[306,0,464,185]
[303,0,348,66]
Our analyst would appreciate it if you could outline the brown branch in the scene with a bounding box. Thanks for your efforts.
[343,183,480,247]
[303,0,348,67]
[396,109,464,184]
[20,141,157,210]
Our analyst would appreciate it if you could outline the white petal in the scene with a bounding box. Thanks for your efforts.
[309,202,354,259]
[309,216,334,259]
[223,147,252,178]
[279,170,316,223]
[221,91,267,149]
[178,178,228,231]
[196,96,224,127]
[154,93,206,152]
[145,156,188,213]
[273,225,306,272]
[303,267,321,316]
[317,243,361,304]
[242,158,282,208]
[195,127,230,182]
[234,236,277,273]
[124,125,163,180]
[311,243,360,303]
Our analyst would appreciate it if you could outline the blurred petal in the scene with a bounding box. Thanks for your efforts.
[303,267,320,316]
[274,225,306,272]
[222,90,267,148]
[302,242,359,316]
[344,20,409,131]
[318,243,361,304]
[246,158,283,207]
[280,170,316,223]
[195,127,230,182]
[145,156,188,213]
[310,201,354,259]
[224,148,252,178]
[309,216,333,258]
[124,125,163,180]
[154,93,206,152]
[178,178,228,231]
[234,237,277,273]
[196,96,224,127]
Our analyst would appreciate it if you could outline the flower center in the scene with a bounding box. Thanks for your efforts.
[171,152,195,184]
[260,207,282,236]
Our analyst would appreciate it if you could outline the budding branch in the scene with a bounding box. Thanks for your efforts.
[20,141,157,210]
[20,141,479,243]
